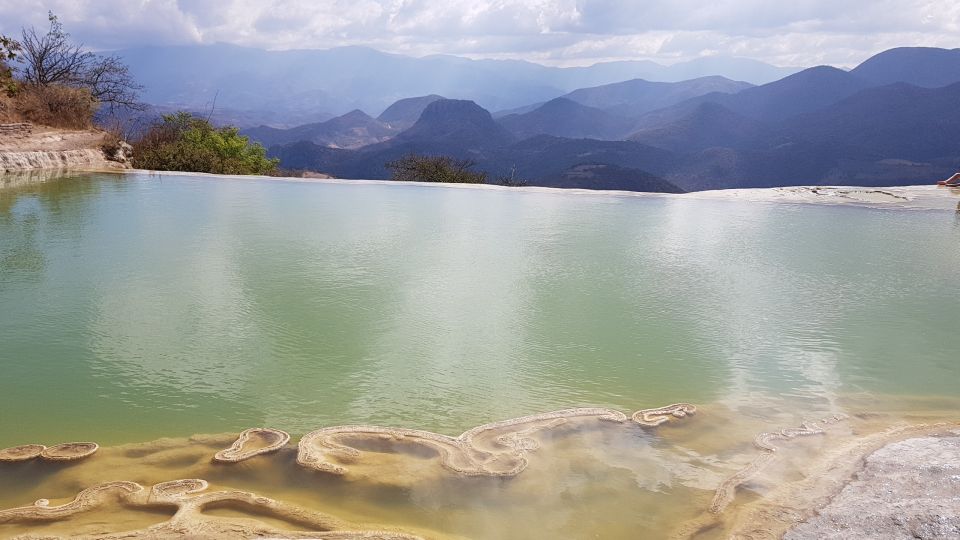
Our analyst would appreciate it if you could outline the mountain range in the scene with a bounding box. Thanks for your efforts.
[115,43,799,125]
[262,47,960,192]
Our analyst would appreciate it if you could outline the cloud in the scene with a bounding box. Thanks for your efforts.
[0,0,957,67]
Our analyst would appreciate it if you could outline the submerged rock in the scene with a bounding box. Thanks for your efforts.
[0,479,426,539]
[213,427,290,463]
[40,442,99,461]
[298,404,697,477]
[0,444,46,462]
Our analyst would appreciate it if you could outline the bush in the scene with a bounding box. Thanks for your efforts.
[0,34,18,96]
[493,166,527,187]
[133,112,279,175]
[14,84,95,129]
[385,154,487,184]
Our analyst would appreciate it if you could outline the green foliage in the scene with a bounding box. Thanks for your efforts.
[0,33,20,95]
[385,154,487,184]
[133,112,279,175]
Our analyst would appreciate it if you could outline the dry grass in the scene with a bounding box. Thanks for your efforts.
[0,84,96,129]
[13,84,95,129]
[0,93,17,123]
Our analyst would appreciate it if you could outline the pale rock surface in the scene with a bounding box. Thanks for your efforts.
[786,434,960,540]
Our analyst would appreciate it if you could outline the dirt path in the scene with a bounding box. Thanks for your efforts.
[0,126,106,152]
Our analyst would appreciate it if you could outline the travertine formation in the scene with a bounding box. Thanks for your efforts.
[0,444,45,462]
[1,442,99,462]
[632,403,697,427]
[0,479,424,539]
[0,482,143,522]
[298,404,696,477]
[150,478,209,499]
[213,427,290,463]
[39,442,99,461]
[709,415,846,514]
[671,421,960,540]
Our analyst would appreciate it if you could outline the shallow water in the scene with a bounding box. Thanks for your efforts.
[1,172,959,539]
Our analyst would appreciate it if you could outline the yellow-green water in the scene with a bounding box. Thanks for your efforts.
[1,172,958,539]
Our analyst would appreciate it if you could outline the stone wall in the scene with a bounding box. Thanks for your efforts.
[0,123,33,138]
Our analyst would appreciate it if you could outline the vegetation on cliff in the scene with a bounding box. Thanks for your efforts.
[133,112,278,175]
[0,13,141,128]
[385,154,487,184]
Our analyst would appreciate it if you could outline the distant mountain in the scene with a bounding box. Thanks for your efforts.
[783,82,960,162]
[652,56,800,85]
[274,99,517,179]
[632,66,871,130]
[498,98,634,140]
[538,163,683,193]
[641,81,960,190]
[627,102,769,152]
[377,95,445,130]
[851,47,960,88]
[563,76,752,118]
[393,99,515,150]
[491,102,546,119]
[115,43,797,121]
[271,125,680,191]
[270,67,960,193]
[484,135,675,179]
[632,47,960,132]
[722,66,873,122]
[242,110,398,149]
[270,141,354,173]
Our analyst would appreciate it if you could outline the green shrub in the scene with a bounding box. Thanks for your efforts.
[1,34,21,97]
[133,112,279,175]
[385,154,486,184]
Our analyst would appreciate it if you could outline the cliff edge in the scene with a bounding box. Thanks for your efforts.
[0,123,132,173]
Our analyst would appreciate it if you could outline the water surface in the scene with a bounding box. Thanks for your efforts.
[1,172,958,538]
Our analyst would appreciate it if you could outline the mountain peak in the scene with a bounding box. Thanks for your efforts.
[498,98,630,140]
[851,47,960,88]
[377,95,446,128]
[397,99,515,149]
[339,109,374,121]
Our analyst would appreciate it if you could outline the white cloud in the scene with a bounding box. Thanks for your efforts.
[0,0,957,67]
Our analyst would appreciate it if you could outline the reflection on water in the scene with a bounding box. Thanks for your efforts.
[1,172,959,538]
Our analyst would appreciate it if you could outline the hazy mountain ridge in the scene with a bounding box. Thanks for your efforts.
[850,47,960,88]
[377,95,446,130]
[242,110,399,149]
[563,76,753,118]
[497,98,633,140]
[115,43,799,123]
[143,45,960,193]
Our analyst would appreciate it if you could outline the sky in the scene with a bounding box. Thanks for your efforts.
[0,0,958,68]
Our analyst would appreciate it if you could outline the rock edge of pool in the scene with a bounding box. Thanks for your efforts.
[5,167,960,212]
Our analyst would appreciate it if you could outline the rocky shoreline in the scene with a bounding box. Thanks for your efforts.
[688,185,960,211]
[78,170,958,212]
[0,125,130,173]
[786,431,960,539]
[684,422,960,540]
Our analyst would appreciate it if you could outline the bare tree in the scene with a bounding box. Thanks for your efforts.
[18,12,143,112]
